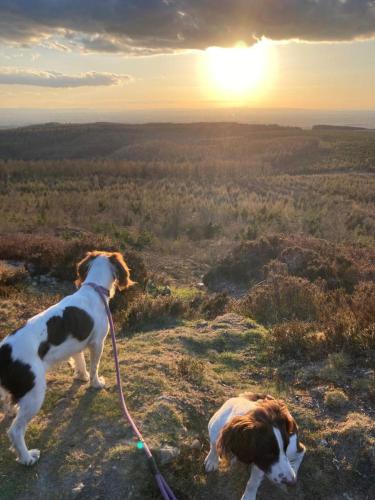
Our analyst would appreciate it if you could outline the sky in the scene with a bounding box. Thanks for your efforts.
[0,0,375,122]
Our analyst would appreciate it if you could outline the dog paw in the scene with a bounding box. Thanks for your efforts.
[74,371,90,382]
[204,454,219,472]
[18,449,40,466]
[91,376,106,389]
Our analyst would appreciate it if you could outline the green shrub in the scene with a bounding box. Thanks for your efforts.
[0,261,28,286]
[119,294,188,333]
[0,232,147,284]
[321,283,375,354]
[204,234,365,293]
[200,293,228,319]
[270,320,327,360]
[241,274,324,325]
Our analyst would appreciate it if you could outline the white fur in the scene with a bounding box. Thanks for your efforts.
[0,255,118,466]
[205,397,257,473]
[268,427,296,484]
[205,396,306,500]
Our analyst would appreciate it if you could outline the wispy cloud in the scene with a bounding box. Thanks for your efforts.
[0,1,374,54]
[0,68,132,87]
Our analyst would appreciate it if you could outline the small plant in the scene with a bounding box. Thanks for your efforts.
[322,283,375,354]
[175,355,205,385]
[270,320,326,360]
[241,275,324,325]
[119,294,187,333]
[319,352,351,382]
[199,293,228,319]
[324,389,349,409]
[0,261,28,286]
[351,377,375,400]
[0,232,147,284]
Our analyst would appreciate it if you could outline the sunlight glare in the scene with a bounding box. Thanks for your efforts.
[203,40,276,102]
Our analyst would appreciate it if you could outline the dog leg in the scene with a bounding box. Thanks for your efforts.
[71,352,89,382]
[8,378,46,466]
[204,442,220,472]
[89,340,105,389]
[241,465,264,500]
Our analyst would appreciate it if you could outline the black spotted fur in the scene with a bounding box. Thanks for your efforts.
[39,306,94,359]
[0,344,35,402]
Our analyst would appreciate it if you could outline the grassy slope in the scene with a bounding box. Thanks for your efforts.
[1,292,374,500]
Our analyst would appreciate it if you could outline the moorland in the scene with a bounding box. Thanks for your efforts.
[0,122,374,499]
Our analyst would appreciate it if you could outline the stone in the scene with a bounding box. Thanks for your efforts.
[191,439,201,450]
[158,446,180,465]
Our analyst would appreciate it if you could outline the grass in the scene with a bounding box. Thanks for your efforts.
[170,286,199,301]
[1,294,374,499]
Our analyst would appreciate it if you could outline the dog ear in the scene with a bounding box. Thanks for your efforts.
[109,253,135,291]
[276,399,298,435]
[285,412,298,435]
[279,404,305,453]
[217,414,258,465]
[75,252,96,288]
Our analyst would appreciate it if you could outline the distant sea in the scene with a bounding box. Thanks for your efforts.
[1,107,375,129]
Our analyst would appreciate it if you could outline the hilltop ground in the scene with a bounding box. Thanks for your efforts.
[0,122,374,499]
[0,273,374,500]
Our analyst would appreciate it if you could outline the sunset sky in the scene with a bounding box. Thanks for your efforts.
[0,1,374,115]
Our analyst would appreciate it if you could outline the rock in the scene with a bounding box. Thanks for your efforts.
[158,446,180,465]
[72,482,85,495]
[191,439,201,450]
[320,438,328,447]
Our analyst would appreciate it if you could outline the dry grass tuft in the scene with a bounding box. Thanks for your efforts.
[324,389,349,409]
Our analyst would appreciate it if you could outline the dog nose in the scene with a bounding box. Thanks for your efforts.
[282,477,297,487]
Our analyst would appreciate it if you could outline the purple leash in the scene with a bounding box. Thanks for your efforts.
[84,282,178,500]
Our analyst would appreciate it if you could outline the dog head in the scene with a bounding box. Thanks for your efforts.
[217,398,304,486]
[75,251,135,292]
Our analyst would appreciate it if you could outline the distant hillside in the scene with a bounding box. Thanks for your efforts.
[313,124,368,131]
[0,122,296,160]
[1,121,374,175]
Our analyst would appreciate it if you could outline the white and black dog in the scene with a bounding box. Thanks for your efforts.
[0,251,133,466]
[205,393,306,500]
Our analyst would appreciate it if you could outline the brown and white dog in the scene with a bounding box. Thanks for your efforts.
[205,393,306,500]
[0,251,133,466]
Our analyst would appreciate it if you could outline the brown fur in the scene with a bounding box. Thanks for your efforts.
[75,251,135,290]
[217,398,299,468]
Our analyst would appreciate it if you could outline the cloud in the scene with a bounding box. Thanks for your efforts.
[0,68,131,87]
[0,1,375,54]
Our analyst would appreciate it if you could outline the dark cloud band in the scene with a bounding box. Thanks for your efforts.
[0,0,375,53]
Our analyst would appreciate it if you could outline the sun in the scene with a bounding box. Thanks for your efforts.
[203,40,275,102]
